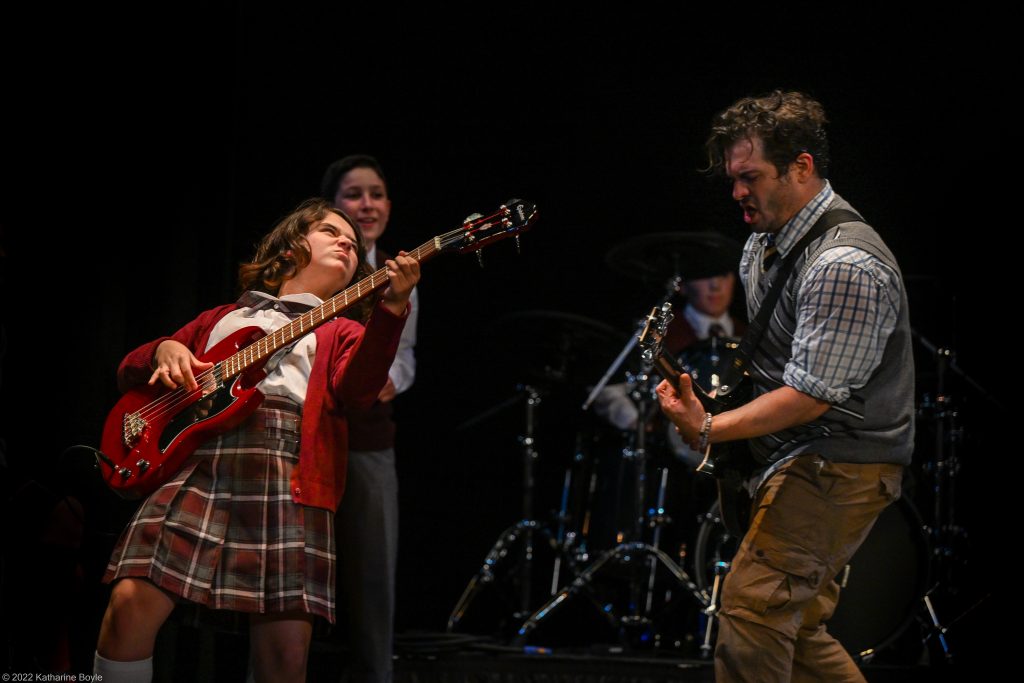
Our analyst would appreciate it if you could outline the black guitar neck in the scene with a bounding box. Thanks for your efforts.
[649,342,730,415]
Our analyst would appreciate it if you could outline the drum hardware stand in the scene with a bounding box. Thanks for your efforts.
[621,367,664,625]
[918,586,952,663]
[515,323,711,646]
[448,384,577,633]
[643,466,672,615]
[513,540,710,645]
[549,466,576,594]
[915,330,1003,583]
[901,328,1004,664]
[690,501,740,660]
[699,560,730,659]
[569,434,601,565]
[921,346,965,596]
[910,330,1000,663]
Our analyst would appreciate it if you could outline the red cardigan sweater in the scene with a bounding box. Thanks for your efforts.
[116,299,407,512]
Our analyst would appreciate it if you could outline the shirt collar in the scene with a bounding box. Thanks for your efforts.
[770,180,834,258]
[683,302,734,339]
[237,290,324,317]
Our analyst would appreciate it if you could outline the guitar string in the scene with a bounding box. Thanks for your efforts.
[132,267,392,421]
[109,208,533,489]
[130,256,413,423]
[131,285,381,424]
[123,211,522,431]
[127,234,459,425]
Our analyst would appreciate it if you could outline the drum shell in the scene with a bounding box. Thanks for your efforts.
[693,496,930,659]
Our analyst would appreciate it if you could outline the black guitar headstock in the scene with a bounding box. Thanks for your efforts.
[638,302,674,367]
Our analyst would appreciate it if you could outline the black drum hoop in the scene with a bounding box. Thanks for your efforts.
[693,496,930,661]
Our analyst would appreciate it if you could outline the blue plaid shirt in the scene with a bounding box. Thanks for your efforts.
[739,182,902,404]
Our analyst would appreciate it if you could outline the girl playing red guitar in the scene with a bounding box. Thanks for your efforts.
[94,198,419,682]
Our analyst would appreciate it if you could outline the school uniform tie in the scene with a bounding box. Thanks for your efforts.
[762,233,778,271]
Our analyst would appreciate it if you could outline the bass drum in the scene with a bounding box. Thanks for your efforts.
[693,496,930,660]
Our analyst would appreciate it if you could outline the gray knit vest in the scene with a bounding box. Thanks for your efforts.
[745,196,915,466]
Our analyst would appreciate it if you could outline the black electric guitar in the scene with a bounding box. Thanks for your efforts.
[638,302,755,535]
[99,199,539,499]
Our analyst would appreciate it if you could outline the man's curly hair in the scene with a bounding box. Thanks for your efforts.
[705,90,830,179]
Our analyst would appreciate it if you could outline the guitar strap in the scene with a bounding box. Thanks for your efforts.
[716,208,864,399]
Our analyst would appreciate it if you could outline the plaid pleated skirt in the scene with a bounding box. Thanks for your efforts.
[104,396,337,623]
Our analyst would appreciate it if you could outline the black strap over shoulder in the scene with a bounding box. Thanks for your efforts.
[717,209,863,398]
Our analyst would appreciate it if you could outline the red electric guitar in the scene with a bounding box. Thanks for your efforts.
[98,199,539,499]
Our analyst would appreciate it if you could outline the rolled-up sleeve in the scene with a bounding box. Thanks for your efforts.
[784,247,901,404]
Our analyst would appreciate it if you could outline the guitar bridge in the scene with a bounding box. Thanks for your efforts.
[123,412,147,448]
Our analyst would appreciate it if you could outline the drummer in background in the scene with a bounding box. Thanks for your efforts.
[593,266,745,449]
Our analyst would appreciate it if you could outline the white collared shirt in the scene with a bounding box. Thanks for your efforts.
[682,303,735,339]
[206,291,322,405]
[368,244,418,395]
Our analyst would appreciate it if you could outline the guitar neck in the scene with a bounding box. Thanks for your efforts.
[652,353,685,394]
[650,346,721,413]
[209,198,538,383]
[222,235,441,379]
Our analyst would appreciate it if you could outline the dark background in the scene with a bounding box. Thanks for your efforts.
[0,5,1012,674]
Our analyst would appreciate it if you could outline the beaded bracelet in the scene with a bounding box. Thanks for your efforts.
[698,412,713,452]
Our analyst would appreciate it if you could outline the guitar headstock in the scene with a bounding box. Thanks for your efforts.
[638,302,674,365]
[437,199,538,254]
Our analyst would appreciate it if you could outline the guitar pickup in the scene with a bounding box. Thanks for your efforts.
[200,374,222,397]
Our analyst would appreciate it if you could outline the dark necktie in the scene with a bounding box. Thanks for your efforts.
[273,299,316,319]
[237,291,317,319]
[708,323,725,339]
[762,233,778,271]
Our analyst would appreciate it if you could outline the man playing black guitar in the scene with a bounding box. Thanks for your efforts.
[656,91,914,683]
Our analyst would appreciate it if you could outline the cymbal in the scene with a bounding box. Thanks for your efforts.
[485,310,629,388]
[605,231,743,285]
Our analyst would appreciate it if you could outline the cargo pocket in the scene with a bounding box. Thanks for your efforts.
[724,533,829,636]
[879,466,903,503]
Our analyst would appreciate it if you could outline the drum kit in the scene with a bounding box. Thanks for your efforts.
[446,230,979,664]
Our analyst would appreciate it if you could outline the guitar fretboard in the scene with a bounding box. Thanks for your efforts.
[219,236,441,380]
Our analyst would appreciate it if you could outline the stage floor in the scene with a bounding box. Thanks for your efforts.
[146,622,981,683]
